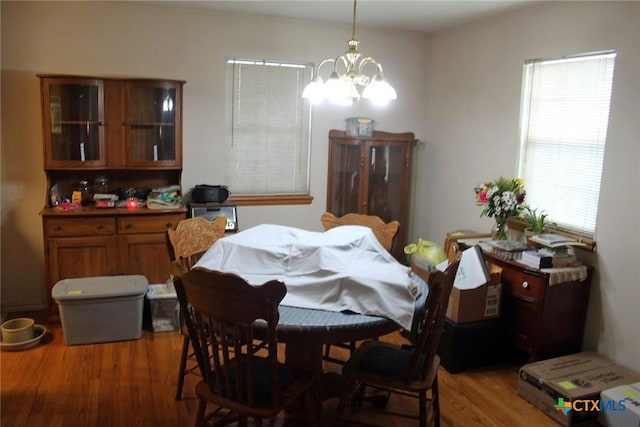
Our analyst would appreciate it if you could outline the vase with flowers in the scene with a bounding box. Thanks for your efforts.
[474,176,526,240]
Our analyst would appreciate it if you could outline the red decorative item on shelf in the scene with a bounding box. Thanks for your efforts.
[126,198,139,210]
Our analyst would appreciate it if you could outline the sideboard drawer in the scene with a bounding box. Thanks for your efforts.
[117,214,184,234]
[45,217,115,237]
[501,267,545,302]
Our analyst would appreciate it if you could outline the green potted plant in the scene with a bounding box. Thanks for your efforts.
[521,206,550,235]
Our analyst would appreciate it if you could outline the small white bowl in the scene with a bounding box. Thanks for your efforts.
[1,317,35,343]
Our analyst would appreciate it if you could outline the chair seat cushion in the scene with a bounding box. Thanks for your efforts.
[355,341,425,380]
[202,357,296,406]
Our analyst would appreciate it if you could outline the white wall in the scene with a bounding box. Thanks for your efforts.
[1,1,638,371]
[0,1,428,307]
[419,1,640,370]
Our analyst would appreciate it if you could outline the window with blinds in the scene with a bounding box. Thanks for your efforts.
[517,52,616,238]
[225,59,313,199]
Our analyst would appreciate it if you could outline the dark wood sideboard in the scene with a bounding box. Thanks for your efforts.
[482,251,592,361]
[448,233,593,362]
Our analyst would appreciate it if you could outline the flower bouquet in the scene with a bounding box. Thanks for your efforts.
[474,177,526,239]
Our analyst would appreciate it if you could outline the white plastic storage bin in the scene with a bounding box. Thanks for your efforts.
[52,275,148,345]
[145,284,180,332]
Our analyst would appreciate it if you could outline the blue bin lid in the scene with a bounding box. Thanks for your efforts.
[52,275,149,300]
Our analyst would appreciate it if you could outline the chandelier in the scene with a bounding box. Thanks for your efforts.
[302,0,397,104]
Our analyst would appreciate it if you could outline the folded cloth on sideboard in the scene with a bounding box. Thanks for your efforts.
[541,265,588,286]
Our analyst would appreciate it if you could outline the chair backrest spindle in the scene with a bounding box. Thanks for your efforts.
[407,259,459,383]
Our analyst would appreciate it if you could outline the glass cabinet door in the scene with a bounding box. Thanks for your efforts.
[328,141,363,216]
[327,130,416,262]
[125,82,181,166]
[42,78,105,167]
[366,143,406,222]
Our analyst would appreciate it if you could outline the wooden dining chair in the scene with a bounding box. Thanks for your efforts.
[166,215,228,400]
[167,216,228,269]
[173,267,319,427]
[333,259,460,427]
[320,212,400,252]
[320,212,401,365]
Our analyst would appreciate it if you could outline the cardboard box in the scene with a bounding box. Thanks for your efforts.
[446,263,502,323]
[518,352,640,426]
[444,229,492,260]
[598,383,640,427]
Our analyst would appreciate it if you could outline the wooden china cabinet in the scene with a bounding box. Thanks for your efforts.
[39,75,187,313]
[327,130,417,261]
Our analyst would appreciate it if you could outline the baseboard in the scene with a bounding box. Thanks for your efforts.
[1,303,49,319]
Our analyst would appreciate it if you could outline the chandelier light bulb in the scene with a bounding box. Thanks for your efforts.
[362,78,397,102]
[301,76,325,102]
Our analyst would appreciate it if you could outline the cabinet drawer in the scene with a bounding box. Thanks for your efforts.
[45,217,115,236]
[117,214,184,234]
[500,266,546,302]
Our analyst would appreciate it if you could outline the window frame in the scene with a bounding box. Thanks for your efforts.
[516,51,616,243]
[225,58,314,206]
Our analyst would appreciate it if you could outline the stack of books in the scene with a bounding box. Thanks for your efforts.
[521,247,579,269]
[485,240,530,260]
[521,251,553,269]
[540,247,579,268]
[528,233,587,249]
[526,233,584,268]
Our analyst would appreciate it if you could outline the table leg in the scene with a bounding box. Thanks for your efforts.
[285,342,344,401]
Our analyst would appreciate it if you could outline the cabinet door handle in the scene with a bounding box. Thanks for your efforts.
[166,222,173,228]
[125,223,133,229]
[96,225,104,230]
[522,281,529,289]
[54,226,62,231]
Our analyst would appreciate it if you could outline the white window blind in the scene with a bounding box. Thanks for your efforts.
[518,52,616,238]
[225,59,312,196]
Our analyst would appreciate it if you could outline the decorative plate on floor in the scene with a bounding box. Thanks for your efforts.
[0,324,47,351]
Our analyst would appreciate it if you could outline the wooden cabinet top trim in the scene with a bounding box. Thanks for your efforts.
[329,129,417,143]
[38,74,186,84]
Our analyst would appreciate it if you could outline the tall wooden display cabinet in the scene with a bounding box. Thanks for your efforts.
[327,129,417,261]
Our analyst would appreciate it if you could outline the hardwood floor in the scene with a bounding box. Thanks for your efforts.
[1,311,565,427]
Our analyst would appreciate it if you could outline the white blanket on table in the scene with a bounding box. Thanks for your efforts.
[195,223,417,330]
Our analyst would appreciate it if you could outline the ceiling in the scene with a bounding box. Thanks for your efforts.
[129,0,548,33]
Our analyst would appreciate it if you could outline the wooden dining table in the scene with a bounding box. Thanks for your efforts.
[254,305,401,400]
[194,223,422,400]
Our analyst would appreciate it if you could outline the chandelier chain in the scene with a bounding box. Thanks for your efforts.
[352,0,357,40]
